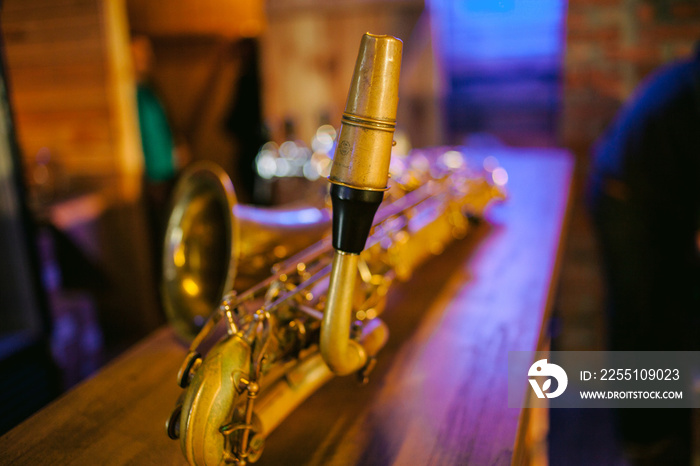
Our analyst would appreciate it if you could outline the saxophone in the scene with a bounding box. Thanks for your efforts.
[163,33,505,465]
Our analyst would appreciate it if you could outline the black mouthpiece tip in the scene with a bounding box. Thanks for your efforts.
[330,184,384,254]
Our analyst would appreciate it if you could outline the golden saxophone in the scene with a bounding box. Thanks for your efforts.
[163,33,505,465]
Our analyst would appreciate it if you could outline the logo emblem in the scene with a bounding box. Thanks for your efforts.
[528,358,568,398]
[338,140,351,156]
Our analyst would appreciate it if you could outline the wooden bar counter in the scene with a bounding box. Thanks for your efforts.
[0,148,574,465]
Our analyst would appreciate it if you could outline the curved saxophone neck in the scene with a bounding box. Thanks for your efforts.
[320,32,402,376]
[321,251,366,375]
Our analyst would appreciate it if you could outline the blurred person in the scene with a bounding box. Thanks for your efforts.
[131,35,181,279]
[131,34,178,207]
[588,45,700,465]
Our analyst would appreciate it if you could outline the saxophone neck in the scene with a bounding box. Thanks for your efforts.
[321,251,366,375]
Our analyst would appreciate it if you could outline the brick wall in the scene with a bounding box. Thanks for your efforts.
[563,0,700,159]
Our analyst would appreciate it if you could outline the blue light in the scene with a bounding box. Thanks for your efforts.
[238,207,330,227]
[430,0,566,62]
[464,0,515,13]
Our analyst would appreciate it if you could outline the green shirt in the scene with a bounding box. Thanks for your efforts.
[136,84,175,182]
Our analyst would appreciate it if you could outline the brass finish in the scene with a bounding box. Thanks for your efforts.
[178,335,251,465]
[329,33,403,191]
[164,33,506,466]
[321,251,366,375]
[163,162,238,341]
[162,163,331,341]
[167,147,504,464]
[254,353,333,434]
[322,33,402,376]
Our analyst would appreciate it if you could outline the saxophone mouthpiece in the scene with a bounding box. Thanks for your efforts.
[329,33,403,253]
[331,33,403,192]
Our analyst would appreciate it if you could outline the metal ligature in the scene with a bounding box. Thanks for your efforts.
[164,33,505,465]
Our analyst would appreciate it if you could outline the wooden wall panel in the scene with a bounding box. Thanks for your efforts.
[2,0,142,201]
[1,1,161,352]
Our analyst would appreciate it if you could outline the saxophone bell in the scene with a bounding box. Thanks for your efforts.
[162,163,331,341]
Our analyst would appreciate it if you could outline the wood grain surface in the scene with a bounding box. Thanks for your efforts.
[3,0,143,194]
[0,148,573,465]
